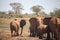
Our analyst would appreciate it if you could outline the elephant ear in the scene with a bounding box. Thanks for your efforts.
[20,19,26,27]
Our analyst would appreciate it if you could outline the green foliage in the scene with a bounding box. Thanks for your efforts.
[50,8,60,17]
[31,5,44,16]
[10,3,23,14]
[54,9,60,17]
[0,11,23,18]
[0,12,8,18]
[0,11,49,18]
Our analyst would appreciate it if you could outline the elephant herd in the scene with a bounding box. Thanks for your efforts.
[10,16,60,40]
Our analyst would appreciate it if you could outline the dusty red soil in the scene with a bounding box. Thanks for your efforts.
[0,30,39,40]
[0,18,43,40]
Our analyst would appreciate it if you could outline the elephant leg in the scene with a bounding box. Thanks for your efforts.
[46,32,50,40]
[29,29,34,37]
[29,31,33,37]
[31,29,36,37]
[20,27,23,36]
[11,30,13,37]
[51,32,55,40]
[57,32,59,40]
[39,34,43,39]
[35,29,38,37]
[14,30,17,36]
[54,33,57,40]
[30,32,34,37]
[38,30,43,39]
[32,32,35,37]
[15,29,19,36]
[16,30,19,36]
[58,33,59,40]
[29,31,31,36]
[57,30,60,40]
[59,34,60,40]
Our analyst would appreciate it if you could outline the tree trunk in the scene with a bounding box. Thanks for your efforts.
[36,12,39,16]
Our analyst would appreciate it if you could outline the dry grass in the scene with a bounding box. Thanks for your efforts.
[0,18,40,40]
[0,30,39,40]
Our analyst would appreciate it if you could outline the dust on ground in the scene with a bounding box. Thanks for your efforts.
[0,30,40,40]
[0,18,43,40]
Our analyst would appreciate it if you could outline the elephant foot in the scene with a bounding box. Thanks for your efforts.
[29,34,34,37]
[13,34,19,37]
[46,37,50,40]
[39,36,42,39]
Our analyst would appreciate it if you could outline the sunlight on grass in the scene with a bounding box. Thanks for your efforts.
[0,18,30,31]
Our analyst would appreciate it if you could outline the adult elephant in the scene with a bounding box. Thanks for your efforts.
[36,17,50,39]
[57,17,60,40]
[29,17,39,37]
[29,16,55,40]
[43,17,60,40]
[29,16,48,38]
[43,17,52,40]
[49,17,60,40]
[10,19,26,37]
[29,16,60,40]
[10,19,19,37]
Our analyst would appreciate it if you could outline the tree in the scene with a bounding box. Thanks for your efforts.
[10,3,23,14]
[50,8,60,17]
[50,12,55,16]
[31,5,44,16]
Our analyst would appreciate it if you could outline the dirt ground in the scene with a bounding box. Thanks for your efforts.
[0,18,40,40]
[0,30,40,40]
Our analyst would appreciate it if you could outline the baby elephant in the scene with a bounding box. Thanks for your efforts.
[10,19,19,37]
[20,19,26,35]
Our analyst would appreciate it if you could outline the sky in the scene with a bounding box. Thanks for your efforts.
[0,0,60,14]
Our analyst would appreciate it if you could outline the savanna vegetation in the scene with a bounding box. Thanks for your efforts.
[0,2,60,40]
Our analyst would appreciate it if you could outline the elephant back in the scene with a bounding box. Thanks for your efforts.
[20,19,26,27]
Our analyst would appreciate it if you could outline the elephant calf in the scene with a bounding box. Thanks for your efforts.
[20,19,26,35]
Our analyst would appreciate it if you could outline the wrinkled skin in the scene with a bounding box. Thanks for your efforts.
[29,16,60,40]
[29,17,39,37]
[57,18,60,40]
[49,17,60,40]
[43,17,51,40]
[29,16,52,40]
[10,20,19,37]
[36,17,50,39]
[29,16,49,39]
[44,17,60,40]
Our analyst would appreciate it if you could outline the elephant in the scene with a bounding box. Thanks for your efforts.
[29,16,48,38]
[43,17,52,40]
[10,19,26,37]
[35,17,49,39]
[48,17,60,40]
[43,17,60,40]
[29,17,39,37]
[29,16,60,40]
[29,16,52,40]
[20,19,26,35]
[10,19,19,37]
